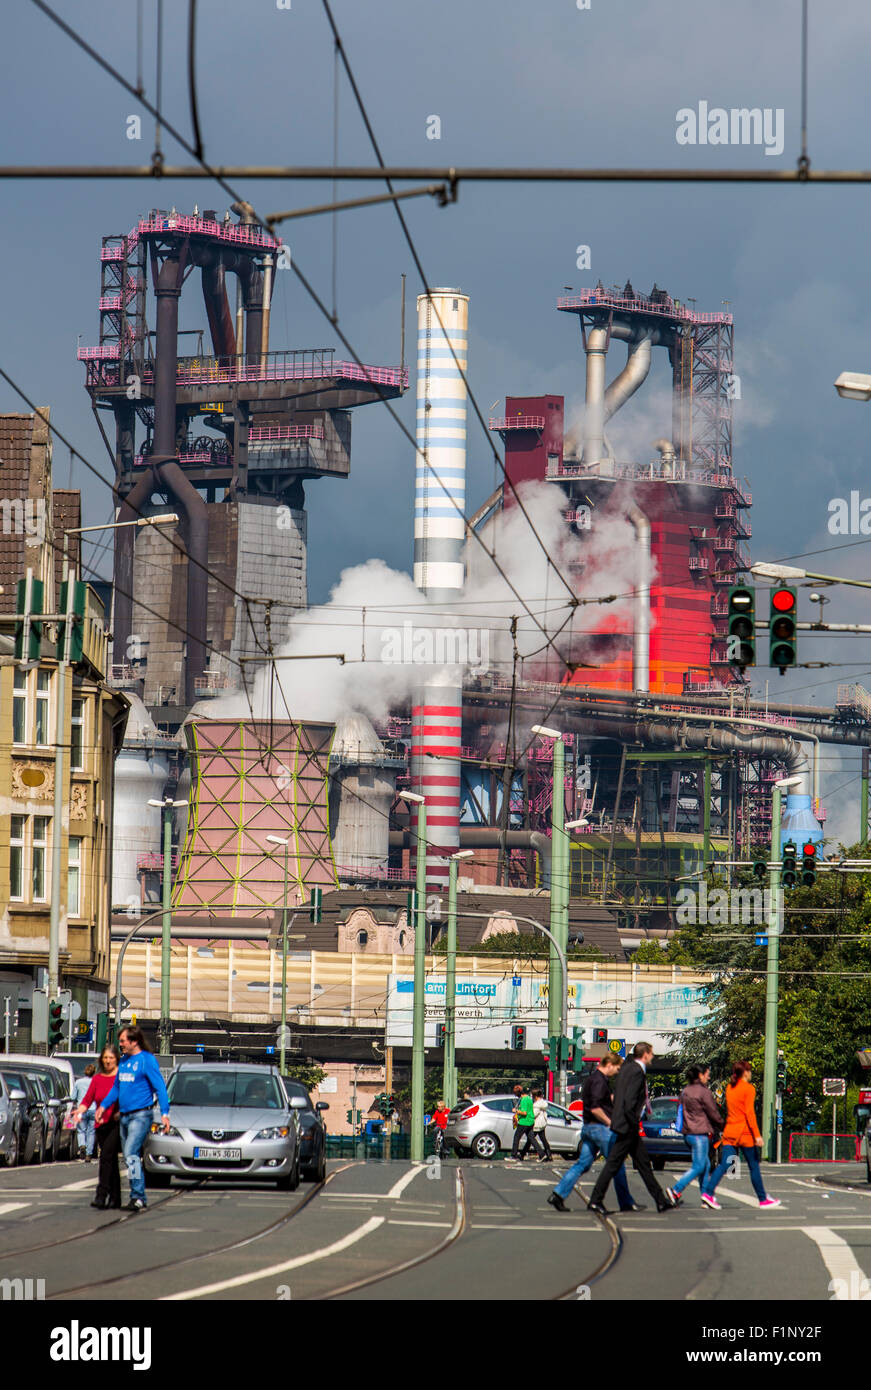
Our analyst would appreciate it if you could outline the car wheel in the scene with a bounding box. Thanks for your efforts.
[29,1129,43,1165]
[277,1155,301,1191]
[144,1169,172,1189]
[472,1132,500,1160]
[2,1129,19,1168]
[652,1157,666,1172]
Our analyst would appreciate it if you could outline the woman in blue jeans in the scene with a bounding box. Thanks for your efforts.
[665,1063,724,1206]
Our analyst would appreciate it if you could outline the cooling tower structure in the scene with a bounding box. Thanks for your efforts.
[328,713,405,879]
[172,718,338,915]
[410,290,469,885]
[110,692,176,908]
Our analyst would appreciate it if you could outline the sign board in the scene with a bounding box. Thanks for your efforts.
[511,976,522,987]
[608,1038,626,1058]
[384,974,707,1051]
[823,1077,846,1097]
[859,1089,871,1105]
[318,1075,338,1093]
[676,1017,688,1026]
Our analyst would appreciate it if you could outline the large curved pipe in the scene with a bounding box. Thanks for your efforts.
[628,505,651,693]
[604,333,652,421]
[201,260,237,359]
[388,827,553,885]
[582,325,609,463]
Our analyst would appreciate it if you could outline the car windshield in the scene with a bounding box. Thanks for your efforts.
[649,1100,680,1124]
[56,1055,98,1079]
[282,1079,313,1110]
[168,1070,284,1109]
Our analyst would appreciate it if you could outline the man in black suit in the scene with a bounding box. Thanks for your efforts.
[587,1041,674,1215]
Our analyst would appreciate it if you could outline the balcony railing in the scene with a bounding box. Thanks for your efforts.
[488,415,546,431]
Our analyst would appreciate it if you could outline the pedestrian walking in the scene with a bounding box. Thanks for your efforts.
[700,1060,781,1210]
[586,1042,675,1215]
[94,1027,171,1212]
[513,1085,538,1160]
[73,1065,97,1161]
[427,1100,450,1157]
[547,1055,641,1213]
[73,1046,122,1209]
[664,1063,723,1206]
[509,1084,525,1159]
[531,1090,553,1161]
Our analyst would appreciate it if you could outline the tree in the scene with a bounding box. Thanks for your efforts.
[281,1062,327,1091]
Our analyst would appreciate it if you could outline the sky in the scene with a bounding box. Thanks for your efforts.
[5,0,871,840]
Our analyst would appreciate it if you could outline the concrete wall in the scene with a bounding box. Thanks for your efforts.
[231,500,306,663]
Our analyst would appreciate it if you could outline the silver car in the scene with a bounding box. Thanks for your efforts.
[144,1062,302,1190]
[0,1071,25,1167]
[445,1095,584,1160]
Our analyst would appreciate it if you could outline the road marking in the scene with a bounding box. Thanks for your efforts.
[154,1227,203,1233]
[522,1179,556,1187]
[0,1202,29,1217]
[717,1188,779,1208]
[387,1166,426,1200]
[802,1226,868,1295]
[57,1179,98,1191]
[387,1219,453,1228]
[162,1215,384,1300]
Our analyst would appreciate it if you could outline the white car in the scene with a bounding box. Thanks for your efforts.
[445,1095,584,1160]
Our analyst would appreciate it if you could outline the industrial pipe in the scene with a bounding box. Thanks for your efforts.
[604,332,653,420]
[389,826,552,885]
[112,465,157,667]
[582,325,608,464]
[260,253,274,367]
[628,505,651,693]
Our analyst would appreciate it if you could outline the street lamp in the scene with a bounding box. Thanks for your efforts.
[266,834,297,1073]
[147,797,188,1056]
[531,724,570,1103]
[761,773,804,1161]
[834,371,871,401]
[403,790,428,1161]
[752,560,871,592]
[444,850,474,1108]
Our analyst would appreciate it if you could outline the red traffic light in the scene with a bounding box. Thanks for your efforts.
[802,841,816,857]
[772,588,796,612]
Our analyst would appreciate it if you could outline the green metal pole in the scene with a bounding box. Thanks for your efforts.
[703,757,711,869]
[445,856,458,1108]
[280,839,289,1074]
[762,785,783,1160]
[411,801,427,1162]
[862,749,869,848]
[159,804,172,1056]
[548,737,566,1043]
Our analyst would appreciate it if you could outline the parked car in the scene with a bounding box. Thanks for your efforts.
[0,1067,48,1164]
[281,1077,328,1183]
[0,1052,76,1092]
[144,1061,302,1190]
[6,1062,76,1160]
[445,1094,584,1160]
[0,1071,25,1167]
[52,1052,100,1080]
[640,1095,692,1170]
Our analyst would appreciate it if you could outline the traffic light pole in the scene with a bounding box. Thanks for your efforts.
[159,803,173,1057]
[762,785,784,1161]
[411,800,427,1163]
[444,856,459,1109]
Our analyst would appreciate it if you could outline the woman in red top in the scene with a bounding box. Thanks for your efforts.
[73,1045,122,1210]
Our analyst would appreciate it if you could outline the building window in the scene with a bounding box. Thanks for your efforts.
[357,930,369,946]
[32,816,48,901]
[70,699,85,770]
[398,930,406,948]
[35,671,51,746]
[12,669,26,744]
[9,816,24,900]
[68,837,82,917]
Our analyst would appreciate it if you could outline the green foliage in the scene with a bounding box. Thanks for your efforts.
[281,1062,327,1091]
[665,853,871,1128]
[433,930,607,961]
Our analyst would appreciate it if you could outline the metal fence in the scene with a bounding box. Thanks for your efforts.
[787,1132,861,1163]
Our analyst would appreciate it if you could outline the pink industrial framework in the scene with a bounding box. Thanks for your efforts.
[173,718,338,915]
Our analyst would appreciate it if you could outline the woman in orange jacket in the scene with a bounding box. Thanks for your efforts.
[700,1060,781,1210]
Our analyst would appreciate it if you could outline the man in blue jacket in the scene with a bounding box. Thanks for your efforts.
[95,1026,171,1212]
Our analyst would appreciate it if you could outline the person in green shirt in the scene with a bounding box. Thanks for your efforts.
[515,1086,539,1160]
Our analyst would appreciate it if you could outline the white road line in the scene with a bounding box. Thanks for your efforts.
[161,1215,384,1300]
[387,1166,426,1200]
[802,1226,868,1297]
[717,1188,778,1208]
[57,1179,98,1192]
[387,1220,453,1228]
[0,1202,30,1217]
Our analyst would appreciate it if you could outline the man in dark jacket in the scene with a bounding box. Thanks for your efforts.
[587,1041,674,1215]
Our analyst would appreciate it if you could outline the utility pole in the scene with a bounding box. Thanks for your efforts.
[445,850,473,1108]
[148,795,187,1057]
[406,793,427,1162]
[762,775,801,1159]
[862,749,869,848]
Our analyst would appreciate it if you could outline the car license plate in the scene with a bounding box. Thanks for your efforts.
[660,1128,682,1138]
[193,1146,242,1160]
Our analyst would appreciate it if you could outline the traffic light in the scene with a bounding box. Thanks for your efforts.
[14,575,44,661]
[801,840,817,887]
[572,1026,586,1052]
[781,841,797,889]
[769,587,797,672]
[511,1024,526,1050]
[386,1093,396,1114]
[406,889,420,922]
[376,1093,391,1118]
[436,1023,446,1046]
[727,585,756,669]
[593,1027,608,1044]
[47,998,64,1049]
[752,856,768,881]
[776,1054,787,1089]
[309,887,322,924]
